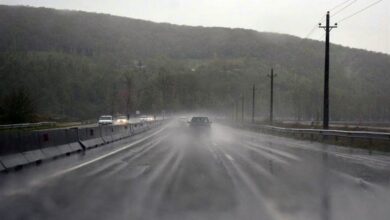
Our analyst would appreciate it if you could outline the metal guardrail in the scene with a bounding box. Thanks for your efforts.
[244,123,390,141]
[0,122,57,130]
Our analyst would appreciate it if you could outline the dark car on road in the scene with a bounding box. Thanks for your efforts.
[188,116,212,128]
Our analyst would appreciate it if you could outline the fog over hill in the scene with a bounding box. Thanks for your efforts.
[0,5,389,122]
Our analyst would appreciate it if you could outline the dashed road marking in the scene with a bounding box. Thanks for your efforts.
[225,153,234,161]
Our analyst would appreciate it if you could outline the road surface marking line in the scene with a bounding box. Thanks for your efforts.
[224,153,234,161]
[84,136,167,177]
[241,143,289,165]
[331,170,381,189]
[0,126,169,197]
[245,141,301,161]
[50,126,167,178]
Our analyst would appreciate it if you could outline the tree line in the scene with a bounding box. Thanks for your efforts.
[0,51,389,123]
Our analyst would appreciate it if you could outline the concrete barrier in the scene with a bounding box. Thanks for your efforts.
[38,128,82,158]
[22,149,45,164]
[129,124,135,136]
[0,132,17,156]
[0,128,85,170]
[112,125,126,141]
[132,123,139,134]
[18,132,41,152]
[101,125,115,143]
[0,161,5,172]
[0,153,28,169]
[132,123,146,134]
[79,127,104,149]
[0,131,41,168]
[120,125,132,139]
[65,128,83,152]
[0,120,163,171]
[38,130,71,158]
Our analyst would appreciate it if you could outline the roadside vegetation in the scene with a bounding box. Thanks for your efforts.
[0,6,389,124]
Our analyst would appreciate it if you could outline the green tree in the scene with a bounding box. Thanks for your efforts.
[1,88,35,123]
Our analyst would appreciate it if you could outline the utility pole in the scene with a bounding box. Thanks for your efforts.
[232,103,235,121]
[125,74,132,120]
[241,95,244,123]
[235,100,238,123]
[252,84,255,123]
[319,11,337,129]
[267,68,276,124]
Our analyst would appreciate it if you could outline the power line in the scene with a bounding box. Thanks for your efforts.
[332,0,358,17]
[303,26,319,39]
[318,32,326,41]
[301,0,352,40]
[329,0,354,11]
[337,0,385,23]
[302,15,326,39]
[301,0,369,40]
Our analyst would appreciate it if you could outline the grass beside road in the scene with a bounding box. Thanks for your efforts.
[34,122,84,131]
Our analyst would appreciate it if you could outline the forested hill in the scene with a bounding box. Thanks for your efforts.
[1,5,388,64]
[0,5,389,122]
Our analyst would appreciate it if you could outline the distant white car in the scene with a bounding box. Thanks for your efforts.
[98,115,113,125]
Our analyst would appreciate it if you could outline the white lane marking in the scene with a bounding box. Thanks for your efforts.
[85,134,168,178]
[241,143,289,165]
[213,141,274,178]
[245,141,301,161]
[205,144,218,161]
[333,153,390,168]
[49,126,167,178]
[124,134,169,162]
[224,153,234,161]
[214,145,283,220]
[331,170,381,189]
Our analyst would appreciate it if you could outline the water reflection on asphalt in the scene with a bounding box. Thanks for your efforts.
[0,121,390,220]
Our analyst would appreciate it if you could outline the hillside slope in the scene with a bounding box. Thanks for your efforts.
[0,5,389,122]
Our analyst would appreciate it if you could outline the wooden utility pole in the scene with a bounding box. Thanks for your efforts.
[241,95,245,123]
[267,69,276,124]
[252,84,255,123]
[319,11,337,129]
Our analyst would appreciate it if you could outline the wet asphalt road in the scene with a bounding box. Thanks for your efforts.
[1,121,390,220]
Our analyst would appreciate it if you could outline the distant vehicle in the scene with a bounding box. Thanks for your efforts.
[114,115,128,125]
[139,115,154,122]
[98,115,113,125]
[188,116,212,127]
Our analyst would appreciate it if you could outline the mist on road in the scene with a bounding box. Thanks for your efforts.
[1,119,390,220]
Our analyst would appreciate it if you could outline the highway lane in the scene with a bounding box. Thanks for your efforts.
[1,121,390,220]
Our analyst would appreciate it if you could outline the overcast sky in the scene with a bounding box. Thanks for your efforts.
[0,0,389,54]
